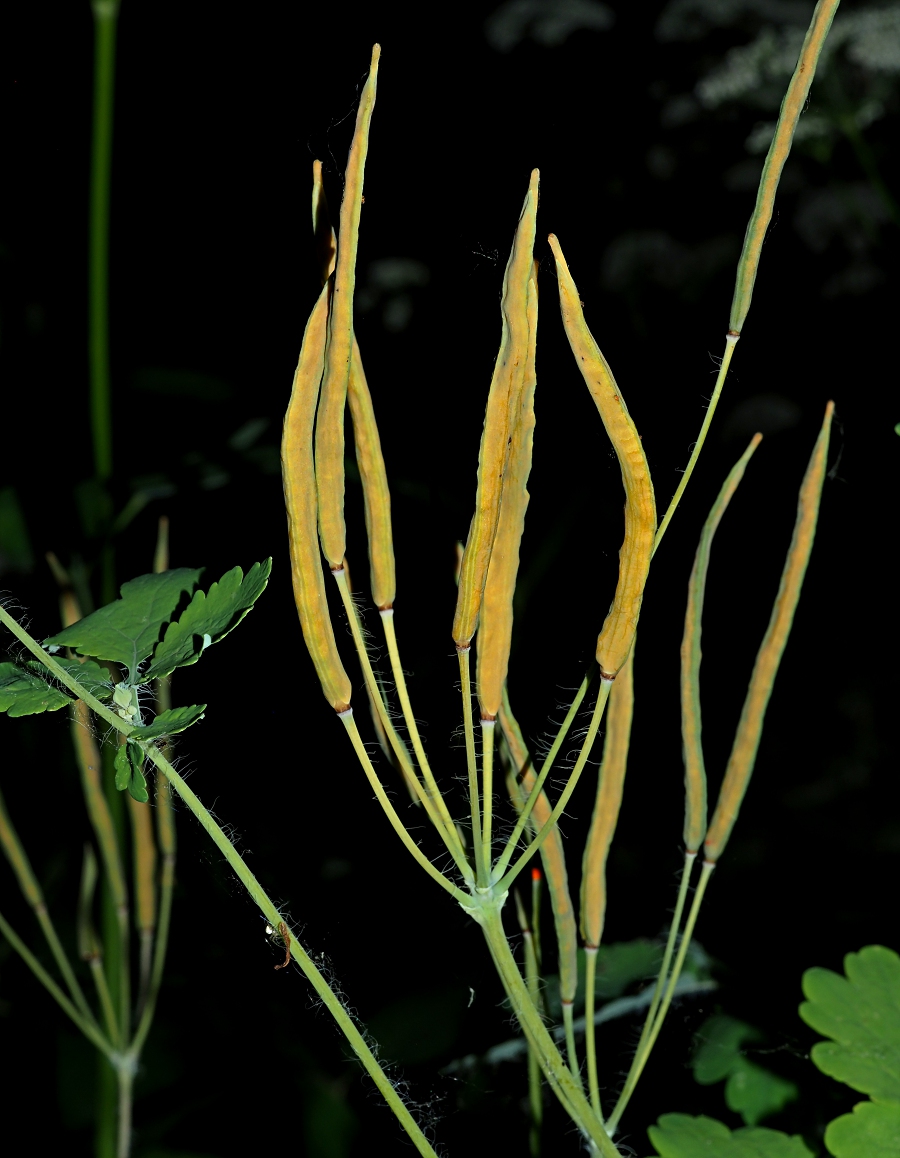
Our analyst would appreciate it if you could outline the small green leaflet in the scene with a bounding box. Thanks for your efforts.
[129,705,206,741]
[114,741,148,803]
[144,560,272,679]
[45,568,202,678]
[801,945,900,1157]
[30,658,113,702]
[647,1113,813,1158]
[692,1015,797,1125]
[0,662,71,716]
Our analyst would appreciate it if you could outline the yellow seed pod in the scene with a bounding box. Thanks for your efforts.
[548,234,656,679]
[477,266,538,718]
[312,159,337,284]
[681,434,762,853]
[453,169,540,648]
[500,691,578,1007]
[704,402,834,863]
[316,44,381,569]
[282,279,352,711]
[347,338,396,610]
[580,649,634,949]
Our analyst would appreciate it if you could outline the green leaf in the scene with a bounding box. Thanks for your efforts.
[595,938,664,999]
[800,945,900,1102]
[0,662,71,716]
[29,658,113,702]
[694,1015,761,1084]
[114,742,148,803]
[45,569,202,677]
[129,705,206,741]
[647,1113,813,1158]
[144,560,272,679]
[824,1098,900,1157]
[725,1060,798,1127]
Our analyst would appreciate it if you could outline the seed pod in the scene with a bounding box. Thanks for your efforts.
[548,235,656,679]
[500,691,578,1009]
[681,434,762,854]
[704,402,834,863]
[477,265,538,717]
[316,44,381,569]
[282,279,352,711]
[453,169,540,648]
[347,340,396,611]
[580,649,634,949]
[312,159,337,285]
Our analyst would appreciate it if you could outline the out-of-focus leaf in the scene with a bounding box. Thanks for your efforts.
[114,741,148,803]
[0,486,34,574]
[694,1015,761,1084]
[45,569,202,677]
[725,1060,798,1126]
[647,1113,813,1157]
[144,560,271,679]
[0,662,71,716]
[129,705,206,742]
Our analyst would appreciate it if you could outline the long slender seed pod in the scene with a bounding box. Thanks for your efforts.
[453,170,540,647]
[681,435,762,853]
[316,45,380,568]
[704,403,834,862]
[312,158,337,285]
[500,691,578,1019]
[729,0,841,335]
[580,648,635,950]
[477,266,538,717]
[347,340,397,609]
[548,235,656,679]
[282,279,353,711]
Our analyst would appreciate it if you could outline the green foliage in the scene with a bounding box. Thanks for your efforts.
[33,658,113,701]
[647,1113,813,1158]
[801,945,900,1157]
[693,1015,798,1125]
[0,486,34,574]
[144,560,272,679]
[824,1099,900,1158]
[801,946,900,1101]
[45,568,203,678]
[114,741,148,803]
[0,661,71,716]
[129,705,206,741]
[545,938,664,1018]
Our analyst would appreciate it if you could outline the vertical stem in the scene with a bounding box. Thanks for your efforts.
[562,1001,580,1083]
[88,0,120,483]
[607,859,714,1135]
[584,947,601,1116]
[458,647,486,885]
[116,1065,133,1158]
[481,719,496,874]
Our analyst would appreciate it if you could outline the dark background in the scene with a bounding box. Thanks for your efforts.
[0,1,897,1154]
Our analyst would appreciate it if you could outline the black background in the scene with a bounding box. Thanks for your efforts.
[0,1,897,1154]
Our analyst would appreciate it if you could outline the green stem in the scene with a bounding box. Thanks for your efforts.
[116,1065,133,1158]
[380,609,464,857]
[88,0,120,482]
[607,859,714,1136]
[479,906,620,1156]
[562,1000,580,1084]
[653,336,738,555]
[0,907,114,1059]
[137,741,441,1158]
[493,667,595,880]
[522,925,543,1156]
[458,646,486,885]
[481,719,496,874]
[90,954,121,1046]
[496,681,612,893]
[584,947,601,1117]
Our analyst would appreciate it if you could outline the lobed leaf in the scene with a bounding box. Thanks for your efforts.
[647,1113,813,1158]
[725,1060,798,1127]
[29,657,113,702]
[694,1015,762,1085]
[45,568,202,677]
[824,1098,900,1158]
[0,661,71,716]
[144,561,272,679]
[801,945,900,1102]
[114,741,148,803]
[129,704,206,742]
